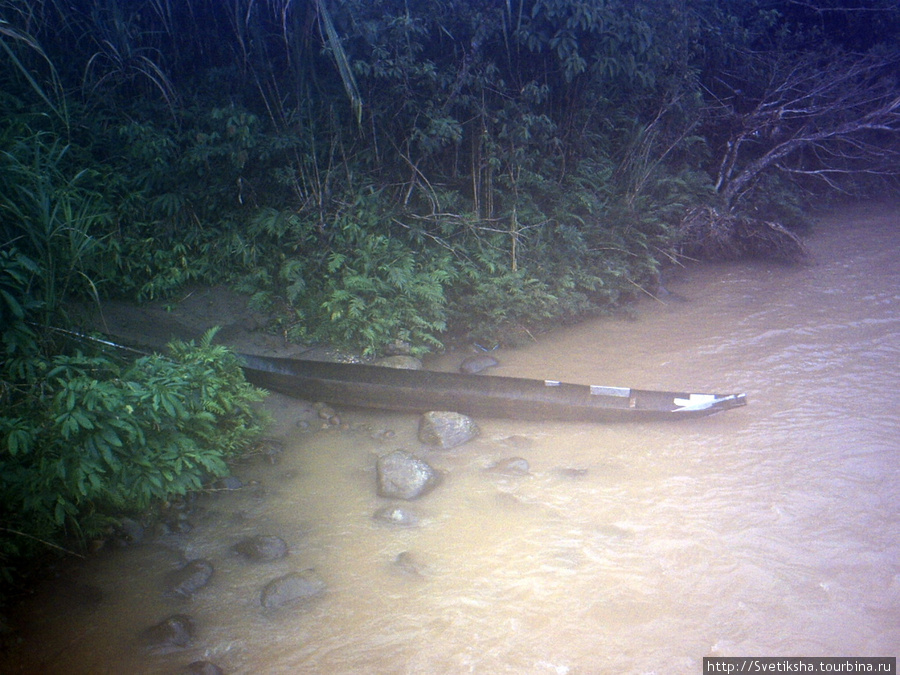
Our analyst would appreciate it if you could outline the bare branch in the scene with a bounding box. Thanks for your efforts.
[785,1,900,13]
[709,48,900,208]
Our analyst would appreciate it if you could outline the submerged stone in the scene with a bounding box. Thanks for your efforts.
[554,467,589,479]
[260,570,326,609]
[459,354,499,374]
[114,517,145,546]
[500,434,535,450]
[164,559,214,598]
[216,475,243,490]
[392,550,429,578]
[487,457,530,476]
[233,534,289,562]
[142,613,195,650]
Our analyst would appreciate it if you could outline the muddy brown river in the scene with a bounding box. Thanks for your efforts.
[3,204,898,673]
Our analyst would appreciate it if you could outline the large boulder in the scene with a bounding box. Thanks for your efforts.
[164,559,214,598]
[418,411,480,449]
[376,450,440,500]
[260,570,326,609]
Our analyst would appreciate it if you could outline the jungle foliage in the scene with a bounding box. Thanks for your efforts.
[1,0,895,353]
[0,114,266,585]
[0,283,266,588]
[0,327,265,555]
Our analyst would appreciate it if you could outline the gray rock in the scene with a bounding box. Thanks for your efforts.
[376,450,440,500]
[384,340,412,356]
[373,505,419,526]
[233,534,289,562]
[373,355,423,370]
[164,559,214,598]
[460,354,499,374]
[261,570,326,609]
[418,411,480,449]
[487,457,530,476]
[143,613,195,650]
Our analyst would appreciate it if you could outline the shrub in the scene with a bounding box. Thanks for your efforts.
[289,220,455,356]
[0,328,266,575]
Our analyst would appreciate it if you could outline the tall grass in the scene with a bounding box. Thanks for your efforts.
[0,129,111,323]
[0,17,68,125]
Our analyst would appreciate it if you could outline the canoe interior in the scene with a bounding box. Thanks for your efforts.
[238,354,747,422]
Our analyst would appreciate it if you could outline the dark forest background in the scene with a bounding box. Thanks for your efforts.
[3,0,899,352]
[0,0,898,588]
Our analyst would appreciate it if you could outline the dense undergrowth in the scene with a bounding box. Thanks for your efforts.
[0,0,898,597]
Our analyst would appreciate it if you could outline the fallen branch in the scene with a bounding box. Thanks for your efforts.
[679,206,807,263]
[0,527,86,559]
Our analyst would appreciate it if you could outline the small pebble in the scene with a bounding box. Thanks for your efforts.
[373,505,419,527]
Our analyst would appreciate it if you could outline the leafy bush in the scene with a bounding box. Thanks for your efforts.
[0,328,265,574]
[0,120,267,587]
[281,200,455,356]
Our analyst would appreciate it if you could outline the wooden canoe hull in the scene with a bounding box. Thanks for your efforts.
[238,354,747,422]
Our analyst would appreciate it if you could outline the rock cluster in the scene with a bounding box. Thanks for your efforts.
[132,379,538,673]
[141,504,322,672]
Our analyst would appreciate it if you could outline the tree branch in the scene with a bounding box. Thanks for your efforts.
[710,49,900,208]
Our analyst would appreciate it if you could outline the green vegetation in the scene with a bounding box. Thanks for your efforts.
[0,119,265,587]
[0,0,898,589]
[1,1,894,352]
[0,237,265,584]
[0,328,265,567]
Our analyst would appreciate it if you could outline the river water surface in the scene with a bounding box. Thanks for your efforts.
[3,204,898,673]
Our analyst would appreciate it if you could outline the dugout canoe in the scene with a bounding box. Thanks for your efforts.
[237,353,747,422]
